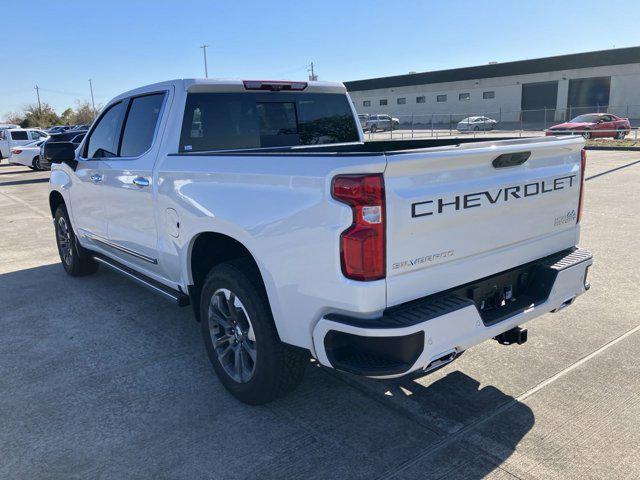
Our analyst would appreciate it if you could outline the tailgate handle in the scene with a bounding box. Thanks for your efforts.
[492,151,531,168]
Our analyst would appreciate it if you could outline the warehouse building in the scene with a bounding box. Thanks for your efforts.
[344,47,640,126]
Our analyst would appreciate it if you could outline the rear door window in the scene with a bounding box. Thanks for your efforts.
[85,102,125,158]
[120,93,166,157]
[179,92,358,152]
[10,131,28,140]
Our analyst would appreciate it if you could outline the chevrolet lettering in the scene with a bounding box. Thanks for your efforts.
[412,175,577,218]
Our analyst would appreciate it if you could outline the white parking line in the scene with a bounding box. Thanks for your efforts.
[378,323,640,480]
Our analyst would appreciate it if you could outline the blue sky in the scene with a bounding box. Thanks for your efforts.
[3,0,639,117]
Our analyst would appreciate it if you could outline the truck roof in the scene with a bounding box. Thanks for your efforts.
[111,78,347,103]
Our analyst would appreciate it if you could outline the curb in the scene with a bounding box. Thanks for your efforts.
[584,146,640,151]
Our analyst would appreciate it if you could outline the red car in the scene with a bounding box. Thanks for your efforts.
[546,113,631,139]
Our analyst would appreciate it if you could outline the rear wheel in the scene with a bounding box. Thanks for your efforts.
[615,129,626,140]
[54,205,99,276]
[582,129,591,140]
[473,125,479,132]
[32,156,41,170]
[200,260,307,404]
[370,124,377,133]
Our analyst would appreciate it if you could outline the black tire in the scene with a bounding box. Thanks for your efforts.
[582,129,591,140]
[54,205,99,276]
[370,124,377,133]
[473,125,479,131]
[32,156,41,170]
[200,259,307,405]
[615,129,626,140]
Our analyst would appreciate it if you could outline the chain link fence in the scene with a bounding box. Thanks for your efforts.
[360,104,640,141]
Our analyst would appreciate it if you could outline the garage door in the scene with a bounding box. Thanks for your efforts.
[521,81,558,126]
[567,77,610,118]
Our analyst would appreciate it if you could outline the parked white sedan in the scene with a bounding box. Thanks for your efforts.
[457,116,497,132]
[0,128,48,158]
[9,140,46,170]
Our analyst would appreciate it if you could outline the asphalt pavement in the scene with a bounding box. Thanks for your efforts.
[1,151,639,479]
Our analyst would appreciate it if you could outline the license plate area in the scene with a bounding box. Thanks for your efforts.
[450,258,559,326]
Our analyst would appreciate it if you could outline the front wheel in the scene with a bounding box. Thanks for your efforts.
[200,260,307,404]
[54,205,99,276]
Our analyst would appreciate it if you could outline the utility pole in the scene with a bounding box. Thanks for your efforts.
[88,79,97,118]
[200,44,209,78]
[307,62,318,81]
[34,85,42,116]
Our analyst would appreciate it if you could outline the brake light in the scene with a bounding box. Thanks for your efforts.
[243,80,307,91]
[577,149,586,223]
[332,174,385,281]
[12,149,22,154]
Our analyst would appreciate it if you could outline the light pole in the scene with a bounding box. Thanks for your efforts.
[200,44,209,78]
[34,85,42,116]
[88,79,97,118]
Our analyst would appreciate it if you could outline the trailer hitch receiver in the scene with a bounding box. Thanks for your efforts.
[494,326,528,345]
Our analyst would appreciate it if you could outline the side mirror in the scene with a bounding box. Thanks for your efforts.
[44,141,76,164]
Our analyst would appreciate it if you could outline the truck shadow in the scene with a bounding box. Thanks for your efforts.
[1,262,534,480]
[319,368,536,478]
[0,177,49,187]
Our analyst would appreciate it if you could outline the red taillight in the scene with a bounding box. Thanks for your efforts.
[332,174,385,281]
[12,149,22,154]
[243,80,307,91]
[577,149,586,223]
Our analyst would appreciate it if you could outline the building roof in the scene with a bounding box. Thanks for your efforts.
[344,46,640,92]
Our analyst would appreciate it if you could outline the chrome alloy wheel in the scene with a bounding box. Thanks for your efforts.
[56,216,73,266]
[207,288,257,383]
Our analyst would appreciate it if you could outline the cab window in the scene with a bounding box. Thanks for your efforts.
[120,93,165,157]
[85,102,125,158]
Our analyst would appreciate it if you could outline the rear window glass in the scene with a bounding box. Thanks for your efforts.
[179,92,358,152]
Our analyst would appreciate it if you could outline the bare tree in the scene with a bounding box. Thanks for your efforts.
[3,112,24,125]
[73,100,97,125]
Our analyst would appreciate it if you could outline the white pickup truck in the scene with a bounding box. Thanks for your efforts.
[46,79,592,404]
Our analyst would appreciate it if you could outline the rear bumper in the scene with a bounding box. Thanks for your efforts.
[312,248,592,378]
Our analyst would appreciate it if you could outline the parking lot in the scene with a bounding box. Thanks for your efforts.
[364,128,640,144]
[1,151,639,479]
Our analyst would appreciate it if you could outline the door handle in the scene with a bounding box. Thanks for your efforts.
[132,176,150,187]
[90,173,102,183]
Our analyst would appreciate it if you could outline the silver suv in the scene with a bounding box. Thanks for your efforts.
[365,114,400,132]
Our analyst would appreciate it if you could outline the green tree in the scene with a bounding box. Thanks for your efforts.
[22,103,60,128]
[60,108,74,125]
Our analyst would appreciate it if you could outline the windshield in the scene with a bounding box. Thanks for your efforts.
[570,114,600,123]
[179,92,359,152]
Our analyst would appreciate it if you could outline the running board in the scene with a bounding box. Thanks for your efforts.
[92,254,190,307]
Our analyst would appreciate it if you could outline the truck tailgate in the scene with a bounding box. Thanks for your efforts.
[384,136,584,307]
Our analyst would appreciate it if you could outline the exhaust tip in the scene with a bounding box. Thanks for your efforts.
[424,349,458,372]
